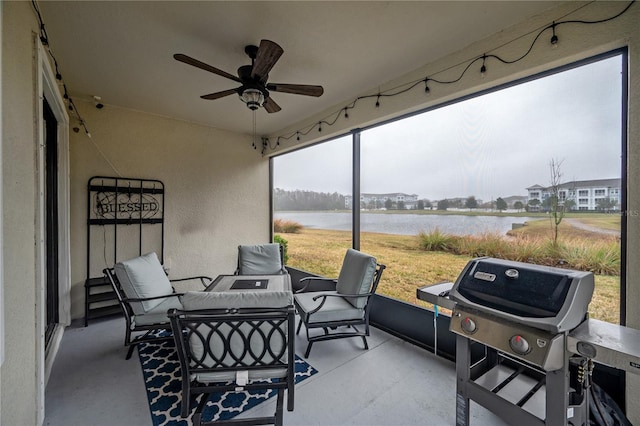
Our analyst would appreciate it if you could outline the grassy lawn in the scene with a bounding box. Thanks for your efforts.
[278,226,621,324]
[507,215,620,239]
[570,214,621,231]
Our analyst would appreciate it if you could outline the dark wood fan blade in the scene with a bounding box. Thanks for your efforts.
[251,40,284,81]
[263,97,282,113]
[267,83,324,97]
[174,53,242,83]
[200,88,239,100]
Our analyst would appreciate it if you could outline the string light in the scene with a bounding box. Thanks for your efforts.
[550,22,559,48]
[31,0,92,139]
[262,1,634,152]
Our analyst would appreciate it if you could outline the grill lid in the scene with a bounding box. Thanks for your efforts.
[450,257,594,333]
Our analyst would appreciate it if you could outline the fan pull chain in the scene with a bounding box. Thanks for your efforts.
[252,109,257,149]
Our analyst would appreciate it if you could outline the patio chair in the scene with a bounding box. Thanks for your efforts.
[294,248,386,357]
[168,290,296,425]
[104,252,213,359]
[235,243,287,275]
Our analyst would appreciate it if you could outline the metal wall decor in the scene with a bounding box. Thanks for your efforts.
[85,176,165,325]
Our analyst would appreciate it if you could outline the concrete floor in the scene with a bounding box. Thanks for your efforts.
[44,316,506,426]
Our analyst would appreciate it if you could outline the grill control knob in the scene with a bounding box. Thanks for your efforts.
[460,317,477,334]
[509,335,531,355]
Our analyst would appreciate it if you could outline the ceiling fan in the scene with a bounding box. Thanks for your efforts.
[174,39,324,113]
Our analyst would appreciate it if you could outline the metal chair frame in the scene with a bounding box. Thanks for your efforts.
[169,305,296,426]
[104,267,212,359]
[294,263,386,357]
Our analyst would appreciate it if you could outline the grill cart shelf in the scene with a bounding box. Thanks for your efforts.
[84,176,165,326]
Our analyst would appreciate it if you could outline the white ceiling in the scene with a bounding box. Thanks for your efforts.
[38,1,560,136]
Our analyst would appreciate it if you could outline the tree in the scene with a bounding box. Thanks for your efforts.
[465,196,478,210]
[397,200,406,210]
[564,199,576,212]
[548,158,566,246]
[513,201,524,212]
[596,197,618,212]
[527,198,541,211]
[495,197,507,211]
[437,199,449,210]
[417,200,425,210]
[384,198,393,209]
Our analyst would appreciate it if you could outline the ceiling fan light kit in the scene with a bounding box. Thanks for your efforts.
[239,88,265,110]
[174,39,324,113]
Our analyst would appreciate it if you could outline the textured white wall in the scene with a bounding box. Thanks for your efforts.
[69,100,271,319]
[2,2,40,425]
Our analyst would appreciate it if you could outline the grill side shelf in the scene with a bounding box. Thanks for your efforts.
[568,318,640,376]
[416,282,456,310]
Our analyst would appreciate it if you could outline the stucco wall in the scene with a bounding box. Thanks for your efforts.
[69,100,271,319]
[270,2,640,422]
[1,2,41,425]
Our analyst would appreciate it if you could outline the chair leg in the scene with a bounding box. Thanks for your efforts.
[193,393,209,426]
[275,389,285,426]
[296,319,303,335]
[304,341,313,358]
[361,336,369,350]
[126,344,136,360]
[180,380,191,417]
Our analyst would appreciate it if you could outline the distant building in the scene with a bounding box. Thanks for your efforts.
[502,195,528,209]
[526,178,621,211]
[345,192,419,209]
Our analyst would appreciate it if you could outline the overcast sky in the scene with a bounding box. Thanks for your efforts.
[274,54,622,202]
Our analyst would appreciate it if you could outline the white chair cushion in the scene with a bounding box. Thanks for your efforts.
[114,252,173,314]
[335,249,377,308]
[132,295,183,327]
[294,291,365,323]
[238,244,283,275]
[181,290,293,311]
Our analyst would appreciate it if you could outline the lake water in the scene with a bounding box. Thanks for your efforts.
[274,211,540,236]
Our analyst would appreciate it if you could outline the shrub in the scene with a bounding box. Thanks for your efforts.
[416,229,620,275]
[273,234,289,264]
[273,218,303,233]
[418,228,457,251]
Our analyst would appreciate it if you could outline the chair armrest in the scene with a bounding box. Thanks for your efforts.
[296,277,337,293]
[305,292,373,316]
[311,292,373,301]
[170,275,213,288]
[123,292,184,303]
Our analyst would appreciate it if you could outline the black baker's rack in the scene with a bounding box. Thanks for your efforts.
[84,176,165,326]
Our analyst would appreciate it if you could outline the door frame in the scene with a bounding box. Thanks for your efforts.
[36,38,71,423]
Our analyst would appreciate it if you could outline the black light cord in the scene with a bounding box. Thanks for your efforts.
[264,0,635,154]
[31,0,92,138]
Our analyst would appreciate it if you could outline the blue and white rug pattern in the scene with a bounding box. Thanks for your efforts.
[138,338,317,426]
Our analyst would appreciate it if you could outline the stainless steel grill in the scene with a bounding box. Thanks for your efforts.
[417,257,640,426]
[449,258,593,372]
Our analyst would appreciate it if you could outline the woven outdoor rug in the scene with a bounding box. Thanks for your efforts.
[138,338,317,426]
